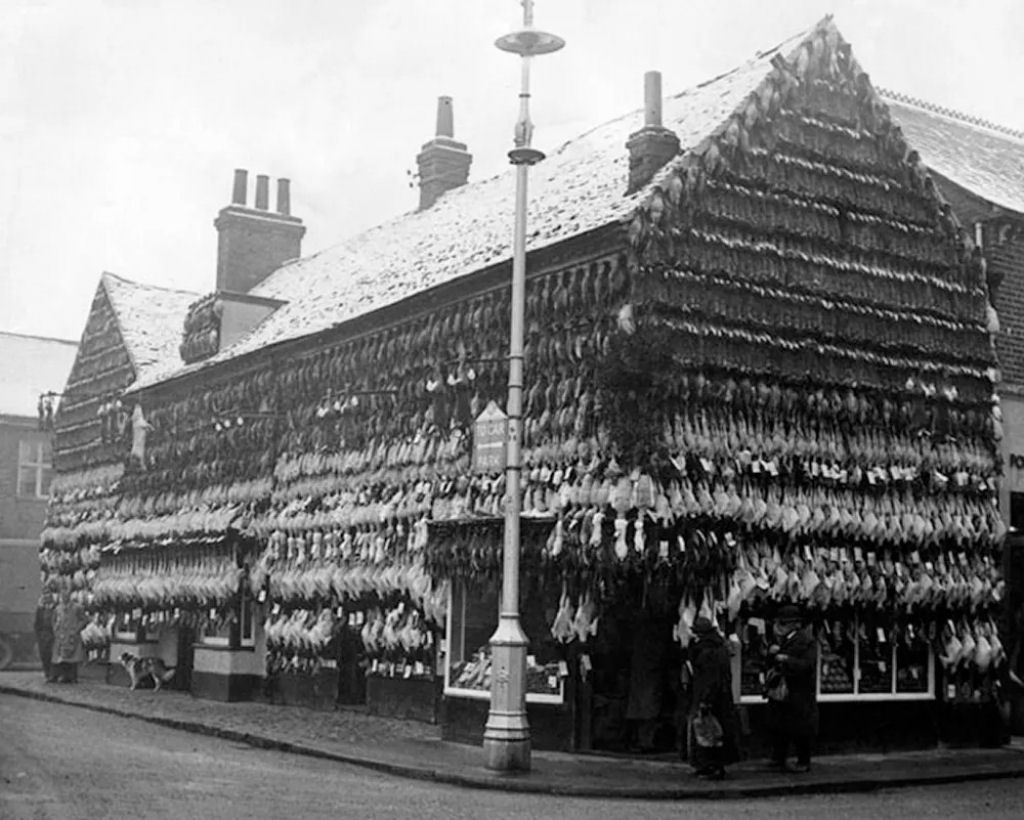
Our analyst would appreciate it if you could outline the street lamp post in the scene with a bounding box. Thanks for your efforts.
[484,0,564,773]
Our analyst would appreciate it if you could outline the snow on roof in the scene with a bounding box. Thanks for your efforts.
[881,89,1024,215]
[0,332,78,418]
[100,273,198,385]
[130,22,818,392]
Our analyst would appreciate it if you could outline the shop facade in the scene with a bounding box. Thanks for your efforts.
[44,17,1015,756]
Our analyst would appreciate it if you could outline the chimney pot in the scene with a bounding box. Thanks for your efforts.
[436,96,454,138]
[231,169,248,206]
[644,71,663,128]
[254,175,270,210]
[276,178,291,216]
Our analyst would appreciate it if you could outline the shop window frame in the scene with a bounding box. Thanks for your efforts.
[737,615,935,705]
[442,584,565,705]
[17,438,53,498]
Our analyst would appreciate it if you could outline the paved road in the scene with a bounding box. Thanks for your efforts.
[1,693,1021,820]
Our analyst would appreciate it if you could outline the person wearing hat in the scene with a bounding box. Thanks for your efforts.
[683,616,740,779]
[33,591,56,683]
[764,605,818,772]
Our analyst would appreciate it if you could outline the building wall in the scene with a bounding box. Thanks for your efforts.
[0,417,51,540]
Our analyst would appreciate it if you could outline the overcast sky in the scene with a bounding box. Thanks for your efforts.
[2,0,1023,343]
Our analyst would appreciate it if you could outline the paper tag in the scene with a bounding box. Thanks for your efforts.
[947,683,957,699]
[173,608,180,618]
[372,659,380,673]
[804,544,813,560]
[439,639,448,654]
[132,608,142,620]
[867,552,877,566]
[659,540,669,559]
[321,659,337,669]
[877,627,887,643]
[272,603,281,615]
[958,552,968,566]
[830,547,840,561]
[336,607,344,617]
[580,654,592,672]
[547,675,558,690]
[879,660,887,673]
[403,665,412,679]
[527,654,537,668]
[910,550,920,565]
[558,660,569,677]
[257,589,267,603]
[854,546,863,562]
[414,661,425,676]
[925,562,934,572]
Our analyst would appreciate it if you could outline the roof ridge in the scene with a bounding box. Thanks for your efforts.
[879,87,1024,142]
[101,270,201,298]
[0,330,77,345]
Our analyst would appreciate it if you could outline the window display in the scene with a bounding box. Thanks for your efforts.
[739,615,934,702]
[444,583,565,704]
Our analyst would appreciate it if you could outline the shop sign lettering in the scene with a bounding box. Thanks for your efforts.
[1008,454,1024,470]
[473,401,508,474]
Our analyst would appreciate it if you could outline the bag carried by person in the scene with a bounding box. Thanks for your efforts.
[763,668,788,702]
[692,703,725,749]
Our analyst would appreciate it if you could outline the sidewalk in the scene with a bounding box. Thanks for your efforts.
[3,670,1023,799]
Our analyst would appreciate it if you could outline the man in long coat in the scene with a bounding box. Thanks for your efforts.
[765,605,818,772]
[52,589,87,683]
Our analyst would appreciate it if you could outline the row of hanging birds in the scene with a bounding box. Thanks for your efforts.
[90,554,243,610]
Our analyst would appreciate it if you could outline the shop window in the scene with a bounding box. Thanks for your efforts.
[444,583,565,704]
[200,597,254,648]
[739,615,934,703]
[1010,492,1024,531]
[17,439,53,498]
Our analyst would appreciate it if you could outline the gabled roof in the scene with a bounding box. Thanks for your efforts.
[132,20,827,390]
[881,89,1024,216]
[100,272,198,385]
[0,332,77,418]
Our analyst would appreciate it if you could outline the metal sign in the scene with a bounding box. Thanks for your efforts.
[472,401,508,474]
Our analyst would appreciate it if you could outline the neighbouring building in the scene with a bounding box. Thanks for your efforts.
[0,332,77,667]
[881,90,1024,731]
[45,16,1020,755]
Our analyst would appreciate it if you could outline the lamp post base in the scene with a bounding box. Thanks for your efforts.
[483,615,532,772]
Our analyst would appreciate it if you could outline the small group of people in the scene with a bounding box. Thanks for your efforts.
[34,588,87,684]
[680,604,818,779]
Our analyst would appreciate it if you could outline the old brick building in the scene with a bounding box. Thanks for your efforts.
[45,17,1020,752]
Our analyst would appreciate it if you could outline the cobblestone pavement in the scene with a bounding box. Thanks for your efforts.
[3,669,1024,799]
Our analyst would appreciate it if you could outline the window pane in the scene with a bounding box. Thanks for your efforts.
[819,620,856,695]
[18,439,33,464]
[857,619,894,695]
[41,439,53,465]
[740,618,770,697]
[895,625,931,693]
[39,467,53,497]
[18,466,37,496]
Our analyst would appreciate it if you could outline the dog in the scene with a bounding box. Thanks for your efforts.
[119,652,176,691]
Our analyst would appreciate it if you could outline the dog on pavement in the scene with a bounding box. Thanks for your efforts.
[119,652,176,691]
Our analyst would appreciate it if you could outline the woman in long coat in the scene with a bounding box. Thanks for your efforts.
[764,605,818,772]
[685,617,740,778]
[52,590,87,683]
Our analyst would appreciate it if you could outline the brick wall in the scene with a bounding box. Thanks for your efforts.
[933,176,1024,387]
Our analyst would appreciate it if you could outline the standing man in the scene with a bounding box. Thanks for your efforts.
[52,587,86,683]
[34,591,56,682]
[764,604,818,772]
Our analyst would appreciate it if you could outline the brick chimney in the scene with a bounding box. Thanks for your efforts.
[626,72,680,194]
[416,97,472,210]
[214,169,306,293]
